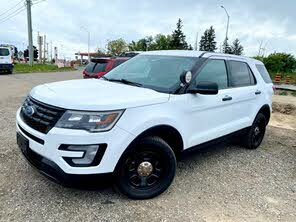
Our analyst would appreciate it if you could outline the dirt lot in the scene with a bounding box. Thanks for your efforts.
[0,72,295,222]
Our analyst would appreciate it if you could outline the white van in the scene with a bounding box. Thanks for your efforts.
[0,47,14,74]
[16,50,273,199]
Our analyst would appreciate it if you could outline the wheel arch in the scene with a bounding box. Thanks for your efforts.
[114,125,184,172]
[257,104,271,125]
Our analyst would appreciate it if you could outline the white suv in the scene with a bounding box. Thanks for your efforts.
[0,46,14,74]
[16,50,273,199]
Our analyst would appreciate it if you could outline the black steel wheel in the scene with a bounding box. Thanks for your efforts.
[243,113,266,149]
[114,136,176,199]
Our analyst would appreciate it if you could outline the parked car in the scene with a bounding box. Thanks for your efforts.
[0,46,14,74]
[16,50,273,199]
[83,57,130,78]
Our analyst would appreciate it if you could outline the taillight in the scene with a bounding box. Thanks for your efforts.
[272,86,276,93]
[82,70,87,75]
[11,55,14,63]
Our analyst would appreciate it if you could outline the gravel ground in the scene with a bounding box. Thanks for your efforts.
[0,72,295,222]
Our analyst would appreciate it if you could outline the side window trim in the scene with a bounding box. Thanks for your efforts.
[193,58,230,89]
[226,60,257,88]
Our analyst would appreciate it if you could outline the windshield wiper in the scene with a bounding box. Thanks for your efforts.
[107,78,142,87]
[101,76,109,80]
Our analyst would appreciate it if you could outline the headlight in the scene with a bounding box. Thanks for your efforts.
[55,110,124,132]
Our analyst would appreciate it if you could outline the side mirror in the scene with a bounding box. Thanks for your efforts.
[187,81,218,95]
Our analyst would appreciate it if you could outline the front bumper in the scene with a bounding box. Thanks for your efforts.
[16,109,134,175]
[17,134,112,186]
[0,63,13,70]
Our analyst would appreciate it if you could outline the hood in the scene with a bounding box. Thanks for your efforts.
[29,79,169,110]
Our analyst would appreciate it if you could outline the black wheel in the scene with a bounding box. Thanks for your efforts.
[243,113,266,149]
[114,136,176,199]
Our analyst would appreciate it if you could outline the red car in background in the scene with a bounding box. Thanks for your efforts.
[83,57,130,78]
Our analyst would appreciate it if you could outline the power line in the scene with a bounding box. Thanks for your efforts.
[0,0,45,25]
[0,6,26,24]
[0,0,24,18]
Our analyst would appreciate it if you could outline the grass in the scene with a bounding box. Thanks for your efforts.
[278,91,288,96]
[13,63,75,73]
[270,72,296,84]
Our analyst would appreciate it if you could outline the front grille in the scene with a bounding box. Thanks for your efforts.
[20,97,65,134]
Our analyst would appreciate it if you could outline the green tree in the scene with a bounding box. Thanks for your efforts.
[230,38,244,55]
[169,18,189,49]
[107,38,128,55]
[128,36,153,51]
[153,34,172,50]
[222,39,232,54]
[199,26,217,52]
[263,53,296,73]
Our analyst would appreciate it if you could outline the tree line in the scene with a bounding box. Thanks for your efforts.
[255,53,296,73]
[105,18,244,56]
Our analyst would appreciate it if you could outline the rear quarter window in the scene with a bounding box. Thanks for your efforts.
[255,64,272,83]
[229,61,256,87]
[85,62,96,72]
[0,48,10,56]
[93,62,107,73]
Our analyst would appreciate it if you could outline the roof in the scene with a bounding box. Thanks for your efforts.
[141,50,263,64]
[142,50,205,57]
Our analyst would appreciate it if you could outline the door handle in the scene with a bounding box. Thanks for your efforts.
[222,95,232,101]
[255,90,261,95]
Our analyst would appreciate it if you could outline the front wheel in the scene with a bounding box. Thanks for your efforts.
[114,136,177,199]
[242,113,267,149]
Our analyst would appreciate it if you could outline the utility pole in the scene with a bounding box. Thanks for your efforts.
[46,42,49,61]
[37,32,43,63]
[26,0,33,66]
[221,6,230,43]
[194,32,198,51]
[54,46,58,62]
[43,35,46,63]
[50,41,52,62]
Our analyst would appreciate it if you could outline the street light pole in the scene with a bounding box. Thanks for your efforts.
[87,31,90,63]
[221,5,230,43]
[80,26,91,62]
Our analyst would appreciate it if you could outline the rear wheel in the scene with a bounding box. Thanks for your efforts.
[114,136,176,199]
[242,113,266,149]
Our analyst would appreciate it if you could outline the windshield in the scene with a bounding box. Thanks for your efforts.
[104,55,198,93]
[0,48,10,56]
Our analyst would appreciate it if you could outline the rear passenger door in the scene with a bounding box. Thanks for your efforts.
[226,59,258,128]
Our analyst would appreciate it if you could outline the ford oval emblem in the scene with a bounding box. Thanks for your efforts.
[24,105,35,116]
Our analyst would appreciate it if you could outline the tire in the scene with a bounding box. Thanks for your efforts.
[114,136,177,199]
[242,113,266,149]
[7,70,12,74]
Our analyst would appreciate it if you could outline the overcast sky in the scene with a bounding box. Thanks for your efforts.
[1,0,295,59]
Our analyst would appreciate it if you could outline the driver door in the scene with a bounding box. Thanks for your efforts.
[185,58,237,147]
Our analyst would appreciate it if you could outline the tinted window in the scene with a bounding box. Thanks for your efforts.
[85,61,107,73]
[229,61,254,87]
[196,59,228,89]
[113,59,126,68]
[0,48,9,56]
[85,62,96,72]
[256,64,272,83]
[93,62,107,73]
